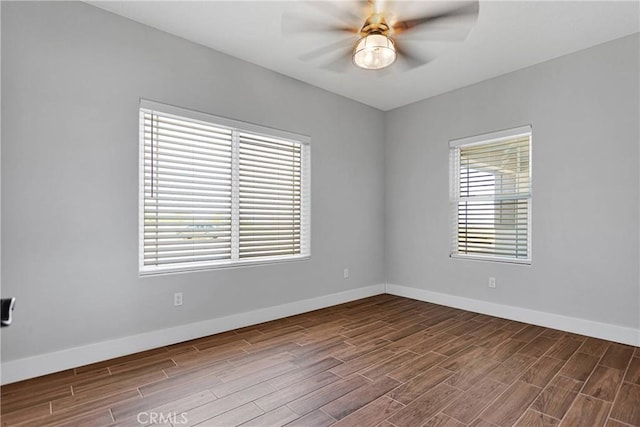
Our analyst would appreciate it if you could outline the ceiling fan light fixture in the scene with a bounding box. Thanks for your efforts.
[353,33,397,70]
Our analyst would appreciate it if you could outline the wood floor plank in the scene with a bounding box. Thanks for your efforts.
[479,380,542,427]
[520,356,566,388]
[139,363,225,396]
[387,383,462,427]
[442,377,508,424]
[359,351,419,380]
[467,323,502,340]
[444,356,500,391]
[45,409,114,427]
[245,325,305,344]
[609,383,640,426]
[1,370,75,396]
[380,323,430,342]
[267,357,343,390]
[345,327,397,347]
[433,335,478,357]
[0,402,51,426]
[71,371,167,404]
[470,419,502,427]
[382,330,435,353]
[545,338,583,360]
[0,383,72,414]
[211,360,298,398]
[387,366,454,405]
[475,330,514,350]
[74,347,168,374]
[107,352,177,375]
[289,336,350,361]
[531,375,582,419]
[255,371,340,412]
[582,365,624,401]
[329,349,395,378]
[560,352,599,381]
[113,390,215,424]
[216,352,296,383]
[511,325,545,342]
[387,352,446,382]
[238,405,298,427]
[518,336,557,358]
[284,409,335,427]
[499,320,528,333]
[1,368,109,398]
[50,388,141,415]
[444,321,485,337]
[190,402,263,427]
[513,409,559,427]
[331,396,404,427]
[170,383,275,427]
[540,329,585,342]
[488,353,537,385]
[408,333,458,355]
[287,375,370,416]
[624,357,640,385]
[440,346,487,371]
[606,419,632,427]
[321,376,400,420]
[579,337,610,357]
[560,394,611,427]
[600,344,635,370]
[170,343,248,370]
[422,413,467,427]
[231,342,300,364]
[426,318,469,335]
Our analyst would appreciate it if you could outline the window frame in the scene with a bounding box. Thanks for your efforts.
[139,99,311,276]
[449,125,532,265]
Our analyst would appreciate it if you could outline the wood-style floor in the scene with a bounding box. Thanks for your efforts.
[1,295,639,427]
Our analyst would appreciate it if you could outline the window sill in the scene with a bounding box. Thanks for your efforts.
[450,253,531,265]
[140,254,311,277]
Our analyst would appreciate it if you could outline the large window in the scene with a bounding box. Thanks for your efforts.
[139,100,310,275]
[449,126,531,264]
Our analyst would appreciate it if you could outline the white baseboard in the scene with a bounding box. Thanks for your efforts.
[386,284,640,347]
[0,284,385,385]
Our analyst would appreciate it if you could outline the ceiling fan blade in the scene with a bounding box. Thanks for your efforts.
[298,37,355,62]
[281,14,357,36]
[394,42,433,71]
[321,48,355,73]
[392,1,479,35]
[396,25,475,42]
[303,1,367,27]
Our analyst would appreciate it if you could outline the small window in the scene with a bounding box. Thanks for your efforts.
[449,126,531,264]
[140,100,310,275]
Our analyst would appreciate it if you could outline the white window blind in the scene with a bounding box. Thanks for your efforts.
[140,101,310,275]
[449,126,531,263]
[238,133,303,259]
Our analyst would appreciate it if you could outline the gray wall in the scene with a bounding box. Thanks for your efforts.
[1,2,386,362]
[385,34,640,329]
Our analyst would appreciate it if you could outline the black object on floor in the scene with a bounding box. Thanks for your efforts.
[1,297,16,327]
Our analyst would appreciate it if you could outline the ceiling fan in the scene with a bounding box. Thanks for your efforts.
[282,0,479,71]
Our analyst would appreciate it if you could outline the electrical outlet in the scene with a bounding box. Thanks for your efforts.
[343,268,349,279]
[174,292,183,306]
[488,277,496,288]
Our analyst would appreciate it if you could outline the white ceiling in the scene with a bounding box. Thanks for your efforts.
[90,1,639,111]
